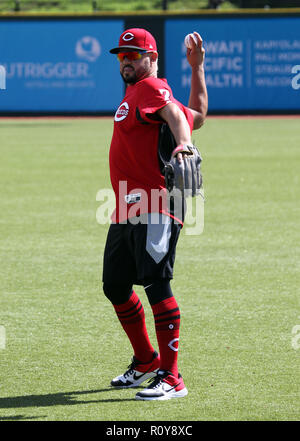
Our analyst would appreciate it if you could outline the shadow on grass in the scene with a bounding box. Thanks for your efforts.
[0,388,136,410]
[0,415,47,421]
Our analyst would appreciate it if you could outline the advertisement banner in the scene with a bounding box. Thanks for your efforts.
[165,16,300,111]
[0,19,124,112]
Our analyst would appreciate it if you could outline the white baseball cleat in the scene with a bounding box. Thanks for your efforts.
[110,351,160,388]
[135,369,188,401]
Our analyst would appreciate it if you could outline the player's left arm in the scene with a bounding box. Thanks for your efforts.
[157,102,192,163]
[186,32,208,130]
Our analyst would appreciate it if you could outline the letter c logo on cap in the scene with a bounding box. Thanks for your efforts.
[122,32,134,42]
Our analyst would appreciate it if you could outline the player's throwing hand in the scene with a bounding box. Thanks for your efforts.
[186,31,205,68]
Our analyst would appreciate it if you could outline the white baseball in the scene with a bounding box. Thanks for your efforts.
[184,33,197,49]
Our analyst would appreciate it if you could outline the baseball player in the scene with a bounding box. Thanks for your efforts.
[103,28,207,400]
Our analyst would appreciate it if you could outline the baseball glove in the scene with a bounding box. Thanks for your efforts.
[163,144,202,197]
[158,123,203,198]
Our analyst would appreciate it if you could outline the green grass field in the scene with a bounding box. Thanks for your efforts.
[0,116,299,421]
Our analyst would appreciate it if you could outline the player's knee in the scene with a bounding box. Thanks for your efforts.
[103,282,132,305]
[144,279,174,305]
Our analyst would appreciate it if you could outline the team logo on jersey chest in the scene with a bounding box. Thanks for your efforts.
[114,101,129,122]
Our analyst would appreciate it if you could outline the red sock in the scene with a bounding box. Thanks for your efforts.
[113,291,155,363]
[151,297,180,378]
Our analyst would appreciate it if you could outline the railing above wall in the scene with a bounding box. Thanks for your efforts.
[1,0,300,14]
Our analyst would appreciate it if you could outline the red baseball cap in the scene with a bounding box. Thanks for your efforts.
[110,28,158,54]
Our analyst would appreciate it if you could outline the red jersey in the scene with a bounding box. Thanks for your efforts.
[109,76,193,223]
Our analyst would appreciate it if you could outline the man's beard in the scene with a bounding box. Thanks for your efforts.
[121,71,137,84]
[121,66,137,85]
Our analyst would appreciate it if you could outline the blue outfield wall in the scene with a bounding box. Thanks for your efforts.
[0,19,124,112]
[165,16,300,112]
[0,13,300,113]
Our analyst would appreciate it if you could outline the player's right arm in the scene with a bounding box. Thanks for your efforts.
[186,32,208,130]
